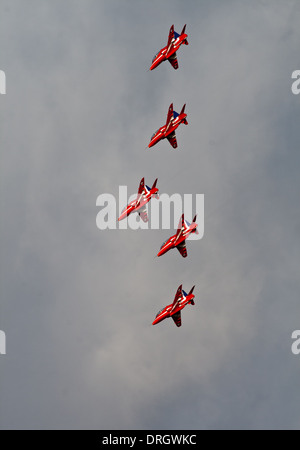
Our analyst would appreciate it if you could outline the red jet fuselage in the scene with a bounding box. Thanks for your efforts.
[157,221,197,257]
[150,25,188,71]
[148,108,188,148]
[118,178,158,222]
[152,285,195,327]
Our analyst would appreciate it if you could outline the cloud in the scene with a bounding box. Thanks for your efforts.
[1,0,299,429]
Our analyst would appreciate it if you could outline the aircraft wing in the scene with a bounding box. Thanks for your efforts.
[171,284,183,312]
[168,52,178,70]
[171,311,182,327]
[138,206,148,223]
[166,25,175,56]
[167,131,177,148]
[176,240,187,258]
[165,103,174,133]
[136,178,145,207]
[175,214,185,241]
[136,194,143,208]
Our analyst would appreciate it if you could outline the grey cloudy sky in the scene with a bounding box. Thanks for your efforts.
[1,0,300,429]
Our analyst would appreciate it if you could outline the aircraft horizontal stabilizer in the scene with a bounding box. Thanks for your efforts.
[188,285,195,296]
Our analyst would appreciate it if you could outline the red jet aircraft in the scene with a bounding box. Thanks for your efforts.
[150,24,189,71]
[157,213,198,258]
[118,177,159,223]
[152,284,195,327]
[148,103,188,149]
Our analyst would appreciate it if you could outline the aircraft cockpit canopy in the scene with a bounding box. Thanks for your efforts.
[151,129,159,140]
[160,239,168,250]
[152,52,159,63]
[155,308,164,318]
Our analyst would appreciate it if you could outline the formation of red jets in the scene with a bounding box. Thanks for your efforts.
[148,24,189,149]
[119,25,197,328]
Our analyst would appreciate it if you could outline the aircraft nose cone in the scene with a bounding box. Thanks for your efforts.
[157,247,165,257]
[148,139,155,148]
[150,61,158,71]
[157,246,167,257]
[150,57,162,71]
